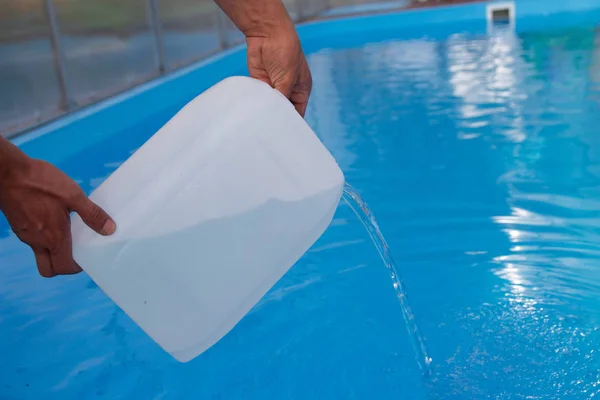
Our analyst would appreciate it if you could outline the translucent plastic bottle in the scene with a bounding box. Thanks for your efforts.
[70,76,345,362]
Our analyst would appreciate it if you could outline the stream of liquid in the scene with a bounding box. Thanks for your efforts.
[342,183,432,376]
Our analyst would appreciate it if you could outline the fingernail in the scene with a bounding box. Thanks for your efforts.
[102,219,116,235]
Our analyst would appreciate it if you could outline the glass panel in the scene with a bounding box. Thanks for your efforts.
[54,0,159,106]
[283,0,300,21]
[0,0,62,137]
[324,0,409,18]
[158,0,221,70]
[303,0,331,18]
[290,0,333,21]
[216,9,244,48]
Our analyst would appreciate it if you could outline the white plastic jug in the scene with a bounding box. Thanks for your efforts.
[70,76,345,362]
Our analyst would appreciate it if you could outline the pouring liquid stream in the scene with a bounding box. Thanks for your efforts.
[342,183,432,377]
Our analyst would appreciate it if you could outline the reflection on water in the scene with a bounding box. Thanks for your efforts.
[306,23,600,398]
[4,21,600,400]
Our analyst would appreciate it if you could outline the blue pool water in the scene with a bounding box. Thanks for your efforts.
[4,16,600,400]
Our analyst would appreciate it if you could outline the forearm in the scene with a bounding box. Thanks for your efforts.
[213,0,294,37]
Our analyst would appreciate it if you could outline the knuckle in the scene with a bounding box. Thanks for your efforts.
[88,204,103,222]
[282,73,296,87]
[269,66,291,85]
[68,191,86,208]
[47,243,60,255]
[45,232,65,255]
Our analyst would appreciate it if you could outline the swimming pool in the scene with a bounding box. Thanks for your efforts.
[4,3,600,399]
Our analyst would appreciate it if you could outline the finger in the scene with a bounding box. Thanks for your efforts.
[293,98,308,118]
[290,67,312,118]
[290,89,310,118]
[49,237,81,276]
[50,244,81,275]
[71,194,116,236]
[33,249,54,278]
[273,75,295,100]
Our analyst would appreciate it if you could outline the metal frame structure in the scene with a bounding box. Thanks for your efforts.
[2,0,409,137]
[43,0,75,112]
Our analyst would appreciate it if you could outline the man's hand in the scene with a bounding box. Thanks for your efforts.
[246,29,312,117]
[0,138,116,277]
[214,0,313,116]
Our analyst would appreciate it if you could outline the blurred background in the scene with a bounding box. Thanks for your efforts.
[0,0,470,139]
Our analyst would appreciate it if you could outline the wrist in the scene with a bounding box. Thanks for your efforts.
[216,0,295,39]
[0,138,30,186]
[243,14,295,39]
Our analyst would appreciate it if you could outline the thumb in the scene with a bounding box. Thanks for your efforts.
[72,194,116,236]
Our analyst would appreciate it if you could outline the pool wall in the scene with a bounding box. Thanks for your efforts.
[13,0,600,166]
[516,0,600,16]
